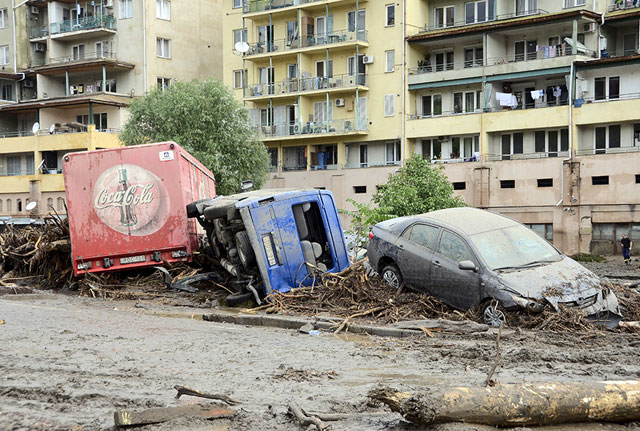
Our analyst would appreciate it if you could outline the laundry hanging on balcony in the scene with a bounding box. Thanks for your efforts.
[530,90,544,100]
[496,92,518,109]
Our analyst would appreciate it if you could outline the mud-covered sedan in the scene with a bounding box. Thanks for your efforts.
[367,208,621,327]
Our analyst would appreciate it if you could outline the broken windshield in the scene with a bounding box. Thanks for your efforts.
[469,225,561,271]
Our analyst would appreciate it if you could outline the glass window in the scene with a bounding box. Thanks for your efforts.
[0,45,9,65]
[156,0,170,19]
[439,230,475,263]
[595,127,606,152]
[385,50,395,72]
[119,0,132,19]
[385,4,395,26]
[384,94,395,117]
[233,0,242,8]
[233,70,245,89]
[453,92,463,114]
[233,29,247,47]
[465,92,475,113]
[513,132,523,154]
[594,77,606,100]
[0,9,7,28]
[609,125,621,148]
[535,130,546,153]
[409,224,439,249]
[434,6,454,28]
[548,130,558,154]
[609,77,620,99]
[386,141,401,164]
[560,128,569,151]
[156,38,171,58]
[433,94,442,115]
[7,155,20,176]
[267,147,278,171]
[422,95,432,117]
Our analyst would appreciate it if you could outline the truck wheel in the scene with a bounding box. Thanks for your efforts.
[381,265,403,290]
[235,231,255,269]
[226,291,254,307]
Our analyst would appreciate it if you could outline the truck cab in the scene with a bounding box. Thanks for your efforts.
[189,189,350,301]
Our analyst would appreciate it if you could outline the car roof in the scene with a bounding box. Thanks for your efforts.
[416,207,520,235]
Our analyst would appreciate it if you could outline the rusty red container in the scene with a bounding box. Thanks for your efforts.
[63,141,216,276]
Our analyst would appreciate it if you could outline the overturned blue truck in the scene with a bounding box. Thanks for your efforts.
[187,188,351,305]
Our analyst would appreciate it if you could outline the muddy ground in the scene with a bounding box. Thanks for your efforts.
[1,257,639,431]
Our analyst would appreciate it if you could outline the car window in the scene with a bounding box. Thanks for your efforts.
[438,230,475,263]
[409,224,439,249]
[400,226,413,239]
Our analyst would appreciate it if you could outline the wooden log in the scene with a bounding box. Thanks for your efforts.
[173,385,239,405]
[370,380,640,426]
[114,405,234,427]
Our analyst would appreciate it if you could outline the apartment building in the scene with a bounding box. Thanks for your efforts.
[224,0,640,256]
[0,0,222,223]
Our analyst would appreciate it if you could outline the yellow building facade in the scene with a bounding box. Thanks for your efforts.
[225,0,640,255]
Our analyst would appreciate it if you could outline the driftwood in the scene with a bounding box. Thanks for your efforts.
[288,402,327,430]
[174,385,239,405]
[390,319,489,334]
[114,405,234,426]
[484,323,502,387]
[371,380,640,426]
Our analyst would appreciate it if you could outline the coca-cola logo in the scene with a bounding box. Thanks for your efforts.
[92,164,169,236]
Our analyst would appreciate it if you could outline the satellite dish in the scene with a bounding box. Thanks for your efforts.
[31,122,40,134]
[235,41,250,54]
[26,201,37,211]
[49,124,56,134]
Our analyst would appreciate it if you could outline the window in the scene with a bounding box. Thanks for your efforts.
[537,178,553,187]
[465,0,495,24]
[119,0,132,19]
[500,180,515,188]
[286,21,298,46]
[72,44,85,60]
[233,0,242,8]
[594,77,605,100]
[17,199,22,212]
[7,155,20,176]
[233,29,247,48]
[385,4,395,26]
[434,51,454,71]
[514,40,537,61]
[0,45,8,65]
[386,141,401,164]
[434,6,455,28]
[385,50,395,72]
[353,186,367,194]
[156,0,170,19]
[609,77,620,99]
[233,70,246,89]
[595,125,621,154]
[6,199,11,212]
[623,33,638,56]
[57,197,65,211]
[515,0,537,16]
[157,77,171,91]
[347,10,366,33]
[636,174,640,184]
[95,41,111,58]
[1,82,12,101]
[453,181,466,190]
[564,0,586,7]
[405,224,439,249]
[359,144,368,167]
[267,147,278,171]
[421,94,442,117]
[93,113,108,130]
[500,133,523,160]
[454,91,477,113]
[47,198,53,209]
[439,230,475,263]
[464,47,483,67]
[592,176,609,185]
[525,223,553,242]
[26,155,34,175]
[0,9,7,28]
[595,76,620,100]
[156,37,171,58]
[384,94,395,116]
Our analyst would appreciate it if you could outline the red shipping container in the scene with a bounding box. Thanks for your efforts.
[63,141,216,276]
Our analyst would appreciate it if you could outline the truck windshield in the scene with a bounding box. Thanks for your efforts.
[469,225,561,271]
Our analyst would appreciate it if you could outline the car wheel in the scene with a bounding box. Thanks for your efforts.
[381,265,403,290]
[226,291,254,307]
[483,300,507,327]
[235,231,255,269]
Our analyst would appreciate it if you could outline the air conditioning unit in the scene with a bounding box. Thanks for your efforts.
[335,98,345,107]
[583,22,596,33]
[104,0,114,7]
[34,42,46,52]
[362,55,374,64]
[30,6,39,14]
[23,79,34,88]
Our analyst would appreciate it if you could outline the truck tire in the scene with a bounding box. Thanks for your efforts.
[235,231,255,269]
[226,291,254,307]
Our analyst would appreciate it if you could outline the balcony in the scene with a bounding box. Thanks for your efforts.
[576,146,640,156]
[245,73,367,100]
[30,51,117,68]
[255,117,367,141]
[574,94,640,125]
[244,29,367,59]
[419,9,547,34]
[487,151,569,161]
[30,15,116,41]
[243,0,366,16]
[607,0,640,12]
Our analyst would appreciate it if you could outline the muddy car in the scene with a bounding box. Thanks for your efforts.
[188,188,350,305]
[368,207,622,328]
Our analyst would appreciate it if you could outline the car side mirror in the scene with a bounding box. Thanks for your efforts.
[241,180,254,192]
[458,260,477,272]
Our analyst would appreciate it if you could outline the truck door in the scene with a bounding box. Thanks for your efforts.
[320,192,350,271]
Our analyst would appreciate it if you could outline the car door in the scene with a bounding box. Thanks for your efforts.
[430,229,481,310]
[396,223,439,291]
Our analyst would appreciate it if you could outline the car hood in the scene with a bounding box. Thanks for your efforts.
[496,256,602,307]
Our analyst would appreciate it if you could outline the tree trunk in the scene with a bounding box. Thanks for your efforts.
[371,381,640,426]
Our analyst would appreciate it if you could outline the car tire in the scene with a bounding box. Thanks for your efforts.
[226,291,254,307]
[235,231,255,269]
[381,265,403,290]
[483,300,507,327]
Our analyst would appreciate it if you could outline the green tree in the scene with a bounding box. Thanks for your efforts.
[372,154,466,217]
[339,198,395,258]
[120,79,269,195]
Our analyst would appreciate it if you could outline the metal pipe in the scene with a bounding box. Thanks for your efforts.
[401,0,406,165]
[142,0,147,91]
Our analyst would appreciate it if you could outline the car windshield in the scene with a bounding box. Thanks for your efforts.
[469,225,561,271]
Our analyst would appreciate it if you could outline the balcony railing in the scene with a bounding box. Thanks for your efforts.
[1,169,36,177]
[576,146,640,156]
[608,0,640,12]
[420,9,547,33]
[409,48,593,76]
[243,0,342,14]
[244,29,367,56]
[30,51,117,68]
[246,73,367,98]
[255,118,366,139]
[578,91,640,104]
[53,15,116,35]
[487,151,569,161]
[408,109,481,120]
[484,99,569,112]
[344,161,399,169]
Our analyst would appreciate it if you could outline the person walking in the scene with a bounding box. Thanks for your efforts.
[621,234,632,265]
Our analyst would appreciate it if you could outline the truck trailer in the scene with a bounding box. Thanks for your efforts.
[63,141,216,276]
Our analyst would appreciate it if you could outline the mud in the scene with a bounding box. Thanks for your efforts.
[1,260,640,430]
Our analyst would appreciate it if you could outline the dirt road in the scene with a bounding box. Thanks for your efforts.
[1,290,640,431]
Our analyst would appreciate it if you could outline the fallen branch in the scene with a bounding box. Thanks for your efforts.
[114,405,234,426]
[174,385,239,405]
[288,402,327,430]
[485,323,502,387]
[334,306,387,334]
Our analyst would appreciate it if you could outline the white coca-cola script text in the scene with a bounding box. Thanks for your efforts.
[94,184,155,209]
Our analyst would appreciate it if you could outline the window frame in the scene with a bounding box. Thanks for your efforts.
[385,141,401,164]
[594,76,621,101]
[157,77,171,91]
[385,49,395,73]
[0,45,9,65]
[437,229,476,264]
[232,0,242,9]
[384,94,396,117]
[119,0,133,19]
[156,0,171,20]
[434,5,455,29]
[385,4,395,27]
[156,37,171,59]
[233,69,246,89]
[594,124,622,154]
[0,9,7,28]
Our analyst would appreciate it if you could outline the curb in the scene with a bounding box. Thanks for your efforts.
[202,309,418,338]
